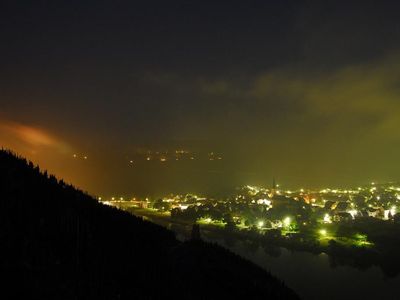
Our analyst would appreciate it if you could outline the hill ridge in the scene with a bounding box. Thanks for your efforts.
[0,149,299,299]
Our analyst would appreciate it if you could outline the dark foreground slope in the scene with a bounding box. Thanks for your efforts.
[0,149,298,299]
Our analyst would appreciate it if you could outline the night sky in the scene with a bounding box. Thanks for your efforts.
[2,1,400,197]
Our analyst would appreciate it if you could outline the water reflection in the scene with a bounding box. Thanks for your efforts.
[161,218,399,299]
[217,240,400,300]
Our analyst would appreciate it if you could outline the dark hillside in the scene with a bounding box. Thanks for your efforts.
[0,149,298,299]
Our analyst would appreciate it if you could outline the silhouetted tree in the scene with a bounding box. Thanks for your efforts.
[191,224,201,241]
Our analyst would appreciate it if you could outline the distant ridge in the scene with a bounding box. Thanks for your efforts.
[0,149,299,299]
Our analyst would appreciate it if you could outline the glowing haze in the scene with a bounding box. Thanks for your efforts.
[1,1,400,197]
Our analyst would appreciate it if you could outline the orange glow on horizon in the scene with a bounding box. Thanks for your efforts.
[0,120,68,152]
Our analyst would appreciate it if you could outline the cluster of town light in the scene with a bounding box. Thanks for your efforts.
[319,229,327,236]
[323,213,332,224]
[283,217,291,227]
[348,210,357,219]
[257,217,292,229]
[99,181,400,247]
[391,206,396,215]
[353,234,372,246]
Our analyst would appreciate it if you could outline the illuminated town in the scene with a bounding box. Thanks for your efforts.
[100,181,400,252]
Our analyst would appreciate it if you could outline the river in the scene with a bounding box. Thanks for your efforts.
[133,209,400,299]
[210,239,400,300]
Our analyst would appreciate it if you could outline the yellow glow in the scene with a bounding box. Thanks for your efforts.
[391,206,396,215]
[257,198,271,205]
[319,229,327,236]
[283,217,291,227]
[323,213,332,223]
[348,209,357,219]
[179,204,188,210]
